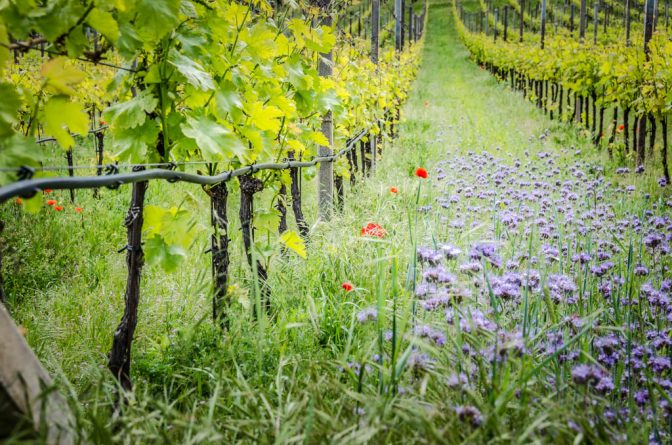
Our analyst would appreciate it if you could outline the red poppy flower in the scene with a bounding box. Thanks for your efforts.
[46,199,57,206]
[43,189,53,194]
[617,124,625,133]
[75,207,83,213]
[15,197,23,205]
[99,120,107,126]
[390,186,398,194]
[361,222,386,238]
[415,167,428,179]
[54,206,64,211]
[342,282,354,292]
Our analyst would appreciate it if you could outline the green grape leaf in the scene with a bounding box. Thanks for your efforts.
[0,134,41,185]
[42,96,88,150]
[305,130,330,147]
[181,115,246,162]
[241,24,277,59]
[304,25,336,53]
[0,82,21,138]
[87,8,120,43]
[116,22,143,56]
[280,230,307,259]
[40,57,85,96]
[110,119,160,163]
[64,25,89,58]
[0,23,10,73]
[103,90,158,129]
[215,81,243,115]
[143,204,201,272]
[169,49,215,91]
[144,236,187,272]
[35,2,87,41]
[286,139,306,154]
[135,0,181,45]
[246,101,282,133]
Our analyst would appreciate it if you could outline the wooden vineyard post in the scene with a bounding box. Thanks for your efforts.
[401,0,406,49]
[626,0,631,45]
[579,0,587,41]
[408,5,412,44]
[0,221,5,304]
[570,3,575,34]
[316,0,334,221]
[395,0,402,51]
[108,175,147,393]
[593,1,599,44]
[654,0,659,29]
[485,4,490,36]
[638,0,655,164]
[541,0,547,48]
[553,0,558,34]
[0,303,75,444]
[371,0,380,170]
[209,182,230,329]
[519,0,524,41]
[494,8,499,42]
[358,4,362,37]
[503,5,509,41]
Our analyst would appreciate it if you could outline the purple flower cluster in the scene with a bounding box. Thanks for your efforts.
[406,149,672,435]
[356,307,378,324]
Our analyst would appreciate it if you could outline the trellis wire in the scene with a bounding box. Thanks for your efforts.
[0,128,369,203]
[35,125,108,145]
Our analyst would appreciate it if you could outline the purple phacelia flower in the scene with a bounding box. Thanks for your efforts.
[422,266,457,285]
[644,232,665,249]
[417,246,444,265]
[634,264,650,276]
[414,324,446,346]
[459,261,482,274]
[446,372,468,388]
[651,356,671,374]
[595,376,615,394]
[439,243,462,260]
[356,307,378,324]
[455,405,483,427]
[634,389,649,406]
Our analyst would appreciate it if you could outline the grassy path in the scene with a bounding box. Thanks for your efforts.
[398,2,585,166]
[6,2,672,444]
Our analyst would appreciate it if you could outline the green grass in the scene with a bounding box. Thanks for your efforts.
[3,2,671,444]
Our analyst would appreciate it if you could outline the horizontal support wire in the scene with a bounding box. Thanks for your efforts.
[35,125,109,145]
[0,128,370,203]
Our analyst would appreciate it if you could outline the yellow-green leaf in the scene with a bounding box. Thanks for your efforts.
[87,8,120,43]
[306,130,329,147]
[280,230,306,259]
[42,97,88,149]
[246,101,283,133]
[40,57,85,96]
